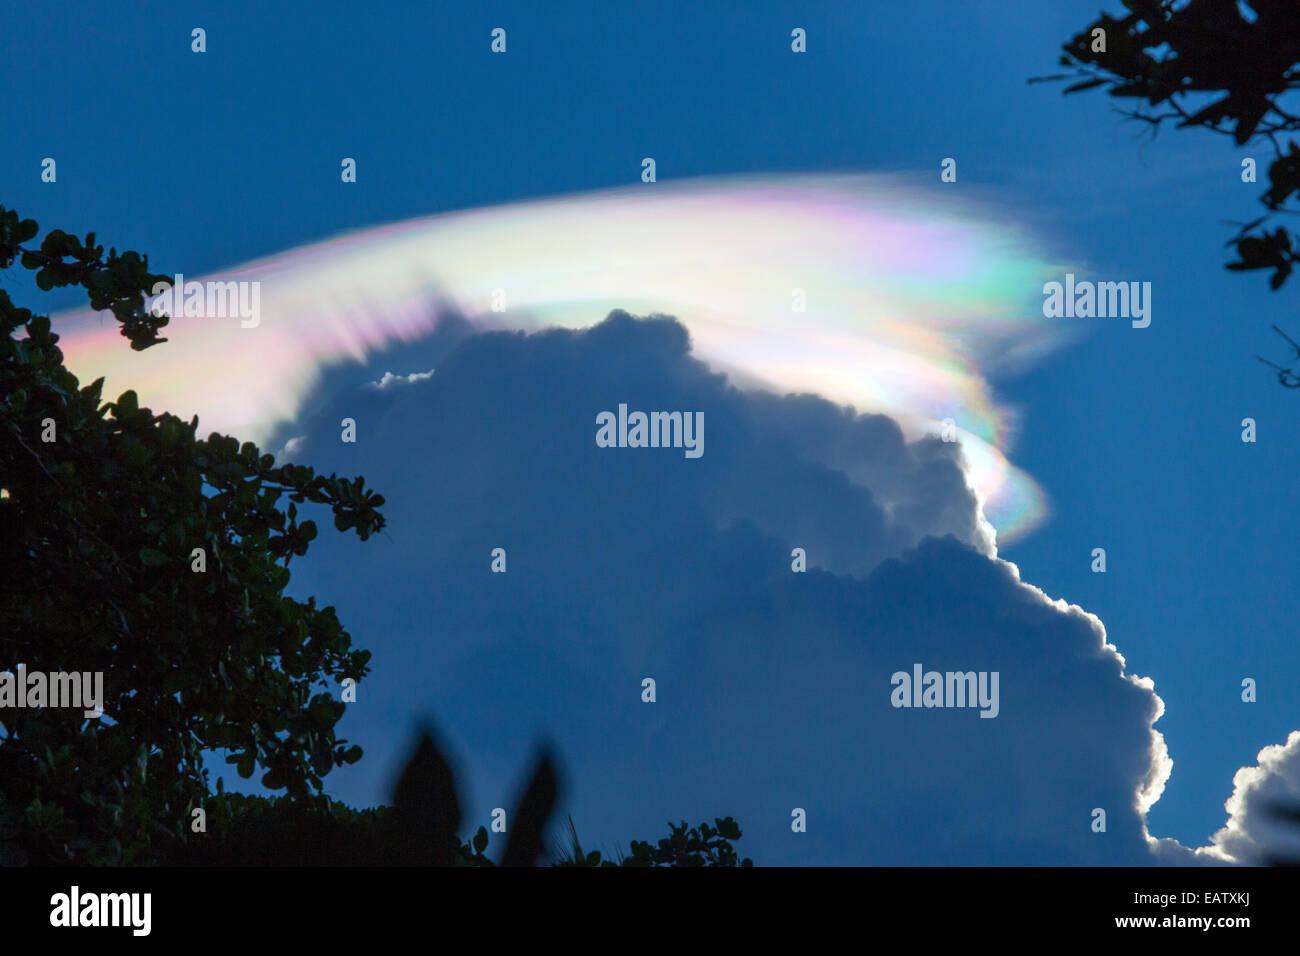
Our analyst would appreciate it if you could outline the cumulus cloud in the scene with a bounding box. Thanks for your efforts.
[271,311,1174,864]
[1153,731,1300,865]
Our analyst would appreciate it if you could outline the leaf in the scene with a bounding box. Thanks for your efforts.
[138,547,168,567]
[80,376,105,402]
[390,728,460,865]
[501,749,559,867]
[261,768,287,790]
[115,390,139,416]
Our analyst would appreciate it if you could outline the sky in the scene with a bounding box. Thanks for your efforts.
[4,0,1300,864]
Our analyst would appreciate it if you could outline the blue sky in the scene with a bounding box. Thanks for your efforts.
[4,0,1299,861]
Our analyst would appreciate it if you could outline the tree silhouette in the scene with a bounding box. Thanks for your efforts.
[0,207,385,864]
[171,728,752,867]
[1035,1,1300,381]
[554,814,754,867]
[1037,0,1300,285]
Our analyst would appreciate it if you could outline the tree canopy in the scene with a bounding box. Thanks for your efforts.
[0,206,385,864]
[1038,1,1300,293]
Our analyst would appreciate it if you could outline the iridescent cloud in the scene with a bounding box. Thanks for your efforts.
[54,174,1078,544]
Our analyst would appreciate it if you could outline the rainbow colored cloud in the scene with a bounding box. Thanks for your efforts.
[54,174,1078,544]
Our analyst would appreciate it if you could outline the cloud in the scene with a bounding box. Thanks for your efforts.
[276,435,308,459]
[366,368,436,391]
[1153,731,1300,865]
[269,311,1176,864]
[53,174,1080,543]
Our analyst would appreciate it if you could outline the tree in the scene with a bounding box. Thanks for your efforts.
[554,814,754,867]
[1035,2,1300,376]
[0,206,386,864]
[1036,1,1300,381]
[1038,0,1300,281]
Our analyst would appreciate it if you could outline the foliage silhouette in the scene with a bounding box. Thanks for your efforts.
[1035,2,1300,296]
[0,206,384,864]
[390,729,462,865]
[554,813,753,867]
[169,728,753,866]
[498,749,558,867]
